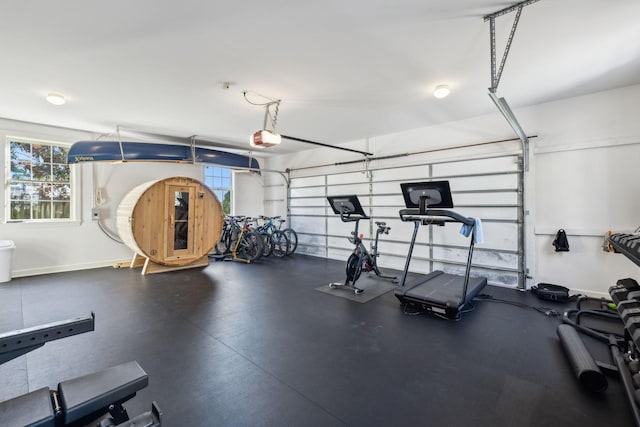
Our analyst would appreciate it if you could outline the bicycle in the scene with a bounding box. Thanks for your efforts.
[239,216,264,262]
[327,195,398,294]
[215,215,233,255]
[258,216,289,258]
[215,216,263,263]
[275,217,298,256]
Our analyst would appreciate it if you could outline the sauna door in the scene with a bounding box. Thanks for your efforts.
[166,184,196,260]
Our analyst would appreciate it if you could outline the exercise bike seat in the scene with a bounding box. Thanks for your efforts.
[57,361,148,425]
[0,387,55,427]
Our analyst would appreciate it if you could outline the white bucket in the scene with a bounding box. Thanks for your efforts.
[0,240,16,283]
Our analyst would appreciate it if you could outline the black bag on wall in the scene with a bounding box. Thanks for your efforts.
[553,229,570,252]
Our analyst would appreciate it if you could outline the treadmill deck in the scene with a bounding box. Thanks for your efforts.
[395,270,488,318]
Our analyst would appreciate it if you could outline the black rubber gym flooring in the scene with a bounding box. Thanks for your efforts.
[0,255,634,426]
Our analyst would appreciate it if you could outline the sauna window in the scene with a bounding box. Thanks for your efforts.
[174,191,189,250]
[6,137,76,222]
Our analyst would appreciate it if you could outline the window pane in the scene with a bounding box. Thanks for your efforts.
[222,190,231,215]
[51,145,67,163]
[33,164,51,181]
[52,184,70,201]
[11,159,31,180]
[10,201,31,220]
[32,201,52,219]
[53,202,70,219]
[204,166,231,215]
[10,141,31,162]
[10,183,33,200]
[174,191,189,220]
[174,191,189,250]
[32,144,51,163]
[35,183,50,200]
[52,164,70,182]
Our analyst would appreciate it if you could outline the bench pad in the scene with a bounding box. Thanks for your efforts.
[58,361,148,424]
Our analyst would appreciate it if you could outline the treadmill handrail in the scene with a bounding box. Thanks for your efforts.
[397,207,480,313]
[399,208,474,226]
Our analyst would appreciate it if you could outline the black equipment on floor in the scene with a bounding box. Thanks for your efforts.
[395,180,487,319]
[327,195,398,294]
[557,323,609,393]
[0,314,162,427]
[560,295,640,426]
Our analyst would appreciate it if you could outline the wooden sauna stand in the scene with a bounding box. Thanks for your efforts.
[130,253,209,275]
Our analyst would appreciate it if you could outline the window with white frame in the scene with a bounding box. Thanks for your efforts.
[204,166,232,214]
[6,137,74,221]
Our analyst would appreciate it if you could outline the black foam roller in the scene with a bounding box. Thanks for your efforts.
[557,324,608,393]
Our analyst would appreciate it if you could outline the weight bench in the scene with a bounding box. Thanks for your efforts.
[0,361,160,427]
[0,314,161,426]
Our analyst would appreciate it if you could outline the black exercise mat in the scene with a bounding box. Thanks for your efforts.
[315,275,398,303]
[2,255,634,426]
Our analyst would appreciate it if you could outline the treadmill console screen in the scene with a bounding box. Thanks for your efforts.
[400,181,454,210]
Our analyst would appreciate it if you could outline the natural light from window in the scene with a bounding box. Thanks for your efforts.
[204,166,232,215]
[6,137,73,222]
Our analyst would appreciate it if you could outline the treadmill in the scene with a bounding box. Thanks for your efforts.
[395,180,487,319]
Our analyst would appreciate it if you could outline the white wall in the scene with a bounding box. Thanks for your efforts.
[265,84,640,298]
[0,118,214,277]
[526,85,640,297]
[233,170,269,217]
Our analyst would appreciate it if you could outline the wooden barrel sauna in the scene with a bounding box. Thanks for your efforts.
[116,176,224,267]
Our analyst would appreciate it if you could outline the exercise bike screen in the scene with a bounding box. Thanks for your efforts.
[327,195,366,216]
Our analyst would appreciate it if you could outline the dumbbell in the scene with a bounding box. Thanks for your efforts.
[610,278,640,304]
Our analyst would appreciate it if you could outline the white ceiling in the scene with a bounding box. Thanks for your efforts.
[1,0,639,155]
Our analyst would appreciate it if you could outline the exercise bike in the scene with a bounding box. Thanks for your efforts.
[327,195,398,294]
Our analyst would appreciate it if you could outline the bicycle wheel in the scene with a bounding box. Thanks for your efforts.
[215,228,232,254]
[345,253,363,283]
[271,230,289,258]
[239,230,263,262]
[260,231,273,257]
[283,228,298,255]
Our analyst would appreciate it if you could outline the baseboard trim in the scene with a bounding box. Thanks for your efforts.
[571,288,609,300]
[11,260,125,279]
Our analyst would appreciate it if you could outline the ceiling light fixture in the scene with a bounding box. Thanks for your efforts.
[46,93,66,105]
[433,85,450,99]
